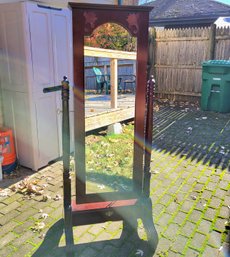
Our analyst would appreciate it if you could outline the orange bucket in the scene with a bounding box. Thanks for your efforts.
[0,127,16,166]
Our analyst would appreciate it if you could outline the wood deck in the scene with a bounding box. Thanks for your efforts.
[85,94,135,131]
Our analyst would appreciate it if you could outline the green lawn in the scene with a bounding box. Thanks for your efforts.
[85,123,134,193]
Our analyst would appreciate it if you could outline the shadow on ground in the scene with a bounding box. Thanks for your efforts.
[153,106,230,171]
[1,105,229,190]
[32,219,157,257]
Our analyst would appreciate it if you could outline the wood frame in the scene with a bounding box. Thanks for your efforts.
[58,3,158,256]
[70,3,152,204]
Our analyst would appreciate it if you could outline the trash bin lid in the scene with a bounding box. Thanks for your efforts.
[202,60,230,66]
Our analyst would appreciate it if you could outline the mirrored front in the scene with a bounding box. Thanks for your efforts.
[84,23,137,194]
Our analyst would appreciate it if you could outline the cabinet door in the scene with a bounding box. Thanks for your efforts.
[51,8,73,87]
[51,8,74,154]
[0,4,27,92]
[27,3,60,168]
[27,3,55,91]
[35,95,59,168]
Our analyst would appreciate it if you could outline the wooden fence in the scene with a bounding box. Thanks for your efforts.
[151,26,230,102]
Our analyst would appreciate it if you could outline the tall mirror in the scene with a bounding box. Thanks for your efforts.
[72,6,150,204]
[84,23,137,194]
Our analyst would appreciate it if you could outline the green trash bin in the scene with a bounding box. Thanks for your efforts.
[201,60,230,113]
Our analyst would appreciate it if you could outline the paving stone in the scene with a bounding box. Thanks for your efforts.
[156,213,172,227]
[1,194,21,205]
[0,220,18,235]
[196,176,208,184]
[219,180,229,190]
[105,221,122,234]
[189,232,206,250]
[76,232,95,244]
[171,235,188,253]
[197,219,212,234]
[0,209,20,226]
[0,202,7,212]
[17,199,41,212]
[160,194,174,206]
[209,197,222,209]
[14,208,38,222]
[88,224,106,236]
[153,203,165,215]
[0,200,21,214]
[188,210,202,223]
[180,200,194,213]
[207,231,221,248]
[185,248,200,257]
[166,202,179,214]
[163,223,180,241]
[174,192,187,204]
[12,230,36,248]
[223,195,230,205]
[218,206,229,219]
[179,221,196,236]
[213,217,226,232]
[14,220,36,235]
[0,244,15,257]
[215,188,227,199]
[179,184,192,193]
[203,207,217,221]
[0,232,16,248]
[172,211,187,225]
[49,208,62,220]
[194,199,207,211]
[202,245,219,257]
[13,242,35,257]
[72,224,91,239]
[201,190,213,200]
[80,247,97,257]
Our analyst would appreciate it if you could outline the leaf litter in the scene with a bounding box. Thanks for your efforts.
[10,177,44,196]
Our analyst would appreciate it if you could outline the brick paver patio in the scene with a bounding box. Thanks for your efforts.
[0,105,229,257]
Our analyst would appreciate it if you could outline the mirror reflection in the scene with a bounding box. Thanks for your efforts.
[83,23,137,194]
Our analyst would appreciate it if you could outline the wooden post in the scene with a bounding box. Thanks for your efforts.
[110,58,118,109]
[147,27,156,79]
[209,24,216,60]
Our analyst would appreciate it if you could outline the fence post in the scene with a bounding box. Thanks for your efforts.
[209,24,216,60]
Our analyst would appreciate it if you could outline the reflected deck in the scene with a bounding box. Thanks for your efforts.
[85,94,135,131]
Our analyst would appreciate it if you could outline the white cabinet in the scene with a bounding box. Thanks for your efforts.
[0,1,73,170]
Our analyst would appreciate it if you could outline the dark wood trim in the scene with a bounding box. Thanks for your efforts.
[69,2,153,12]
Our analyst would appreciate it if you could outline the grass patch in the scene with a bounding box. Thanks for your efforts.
[85,123,134,193]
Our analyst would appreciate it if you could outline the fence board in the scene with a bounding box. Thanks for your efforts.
[154,26,230,102]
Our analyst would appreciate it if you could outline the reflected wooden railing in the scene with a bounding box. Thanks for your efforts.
[84,46,137,109]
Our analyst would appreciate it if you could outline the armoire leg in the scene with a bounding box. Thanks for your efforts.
[64,206,74,257]
[140,198,158,252]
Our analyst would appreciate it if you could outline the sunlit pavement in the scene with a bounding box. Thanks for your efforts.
[0,105,229,257]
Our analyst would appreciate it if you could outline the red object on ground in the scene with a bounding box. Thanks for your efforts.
[0,127,16,166]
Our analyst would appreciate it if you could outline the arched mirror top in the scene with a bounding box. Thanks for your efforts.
[85,22,137,52]
[69,3,153,37]
[83,11,140,36]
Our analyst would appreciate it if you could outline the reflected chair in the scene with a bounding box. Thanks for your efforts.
[93,67,122,94]
[123,74,136,93]
[92,67,108,94]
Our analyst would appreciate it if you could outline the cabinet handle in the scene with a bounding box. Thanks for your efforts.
[37,4,62,11]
